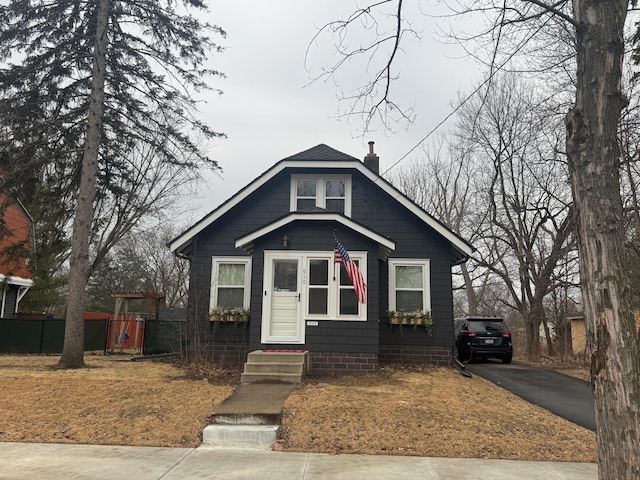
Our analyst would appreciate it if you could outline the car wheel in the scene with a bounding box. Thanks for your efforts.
[502,354,513,364]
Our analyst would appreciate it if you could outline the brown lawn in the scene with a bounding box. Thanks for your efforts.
[0,355,596,462]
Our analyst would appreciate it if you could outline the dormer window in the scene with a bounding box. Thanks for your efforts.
[291,175,351,216]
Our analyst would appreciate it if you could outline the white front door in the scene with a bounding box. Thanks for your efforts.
[262,253,304,344]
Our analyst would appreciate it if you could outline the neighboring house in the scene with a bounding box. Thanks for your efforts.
[0,192,34,317]
[169,144,473,373]
[570,312,640,355]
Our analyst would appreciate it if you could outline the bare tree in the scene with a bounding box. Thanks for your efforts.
[87,223,189,312]
[316,1,640,474]
[460,74,575,359]
[135,223,189,309]
[386,138,493,315]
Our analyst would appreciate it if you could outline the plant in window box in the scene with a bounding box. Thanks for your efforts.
[229,307,250,323]
[387,310,401,324]
[209,306,226,322]
[387,310,432,332]
[387,310,411,324]
[411,310,432,330]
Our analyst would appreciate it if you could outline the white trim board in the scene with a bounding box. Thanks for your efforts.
[168,157,474,258]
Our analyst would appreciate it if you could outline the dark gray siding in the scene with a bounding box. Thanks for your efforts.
[246,221,379,354]
[184,165,458,358]
[349,172,456,349]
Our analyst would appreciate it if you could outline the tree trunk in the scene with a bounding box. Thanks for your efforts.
[541,316,555,357]
[57,0,111,369]
[460,263,479,315]
[567,0,640,477]
[523,310,541,360]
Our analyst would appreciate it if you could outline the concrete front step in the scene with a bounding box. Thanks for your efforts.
[214,413,280,425]
[243,362,305,374]
[241,350,309,385]
[202,424,279,449]
[240,372,302,384]
[247,350,309,365]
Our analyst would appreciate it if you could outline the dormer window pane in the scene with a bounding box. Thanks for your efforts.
[326,180,345,197]
[297,199,316,210]
[297,180,316,197]
[325,180,346,214]
[291,175,352,216]
[326,199,345,214]
[296,180,317,210]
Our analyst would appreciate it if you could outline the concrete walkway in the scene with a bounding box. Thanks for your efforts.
[0,442,598,480]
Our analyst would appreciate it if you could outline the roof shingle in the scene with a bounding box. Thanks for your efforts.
[284,144,360,162]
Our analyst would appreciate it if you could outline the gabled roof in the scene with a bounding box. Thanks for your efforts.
[235,211,396,259]
[168,144,474,260]
[285,144,360,161]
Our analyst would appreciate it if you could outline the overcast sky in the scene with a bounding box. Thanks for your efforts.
[187,0,480,218]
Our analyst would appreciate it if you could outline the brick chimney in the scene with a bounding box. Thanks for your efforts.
[364,141,379,174]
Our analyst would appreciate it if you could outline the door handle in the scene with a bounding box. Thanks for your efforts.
[298,293,301,302]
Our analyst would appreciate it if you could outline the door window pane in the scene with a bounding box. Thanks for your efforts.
[339,260,360,285]
[339,289,358,315]
[339,261,359,315]
[308,259,328,315]
[309,288,328,314]
[309,259,328,285]
[274,260,298,291]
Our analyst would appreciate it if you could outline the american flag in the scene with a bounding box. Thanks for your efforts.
[334,236,367,304]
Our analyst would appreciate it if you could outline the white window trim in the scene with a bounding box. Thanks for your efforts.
[263,250,366,322]
[210,257,252,311]
[290,175,352,216]
[304,251,367,321]
[388,259,431,312]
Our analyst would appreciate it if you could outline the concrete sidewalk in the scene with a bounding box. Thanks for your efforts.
[0,442,597,480]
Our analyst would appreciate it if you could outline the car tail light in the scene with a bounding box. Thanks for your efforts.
[502,331,512,338]
[462,331,476,337]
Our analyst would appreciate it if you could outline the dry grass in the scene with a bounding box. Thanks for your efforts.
[274,365,596,462]
[0,355,596,462]
[0,354,238,447]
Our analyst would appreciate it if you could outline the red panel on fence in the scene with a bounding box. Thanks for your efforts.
[84,312,146,351]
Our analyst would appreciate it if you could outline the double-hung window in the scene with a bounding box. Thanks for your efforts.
[388,259,431,313]
[291,175,351,216]
[304,252,366,320]
[210,257,251,310]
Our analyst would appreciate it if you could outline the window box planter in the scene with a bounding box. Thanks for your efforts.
[209,308,250,323]
[387,310,432,329]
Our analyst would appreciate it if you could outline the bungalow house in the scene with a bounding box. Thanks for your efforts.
[169,143,473,374]
[0,192,34,317]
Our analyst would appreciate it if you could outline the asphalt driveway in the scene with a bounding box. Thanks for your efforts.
[466,361,596,431]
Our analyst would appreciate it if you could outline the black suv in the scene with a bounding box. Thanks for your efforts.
[454,317,513,363]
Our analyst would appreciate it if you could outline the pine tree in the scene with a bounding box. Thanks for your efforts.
[0,0,225,367]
